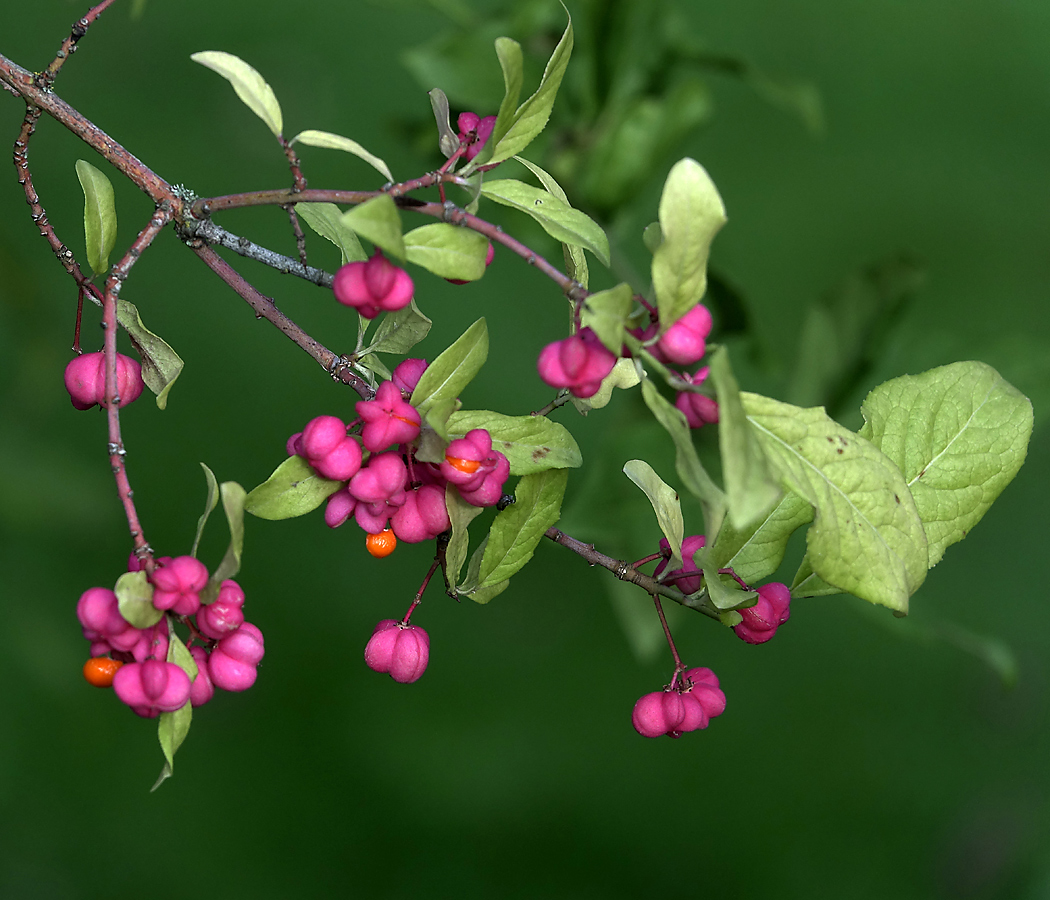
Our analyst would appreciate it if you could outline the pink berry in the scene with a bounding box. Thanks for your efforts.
[196,580,246,640]
[456,112,496,162]
[391,358,427,396]
[536,327,617,399]
[364,620,430,683]
[333,250,414,319]
[150,555,208,616]
[391,484,451,543]
[113,659,192,717]
[63,351,144,410]
[653,534,706,596]
[355,380,421,453]
[188,645,215,708]
[733,582,792,644]
[654,304,713,366]
[631,691,686,738]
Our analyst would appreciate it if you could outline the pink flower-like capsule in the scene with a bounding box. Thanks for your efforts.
[112,659,192,718]
[631,690,686,738]
[349,451,409,505]
[654,304,713,367]
[77,587,126,638]
[536,327,618,399]
[150,555,209,616]
[196,579,246,640]
[129,621,169,663]
[653,534,707,596]
[439,428,510,508]
[356,380,421,453]
[333,250,414,320]
[456,112,497,162]
[299,415,363,482]
[188,645,215,708]
[683,666,727,721]
[209,621,265,692]
[324,486,356,529]
[391,358,427,396]
[364,620,430,683]
[734,582,791,644]
[391,484,451,543]
[674,365,719,429]
[64,351,145,410]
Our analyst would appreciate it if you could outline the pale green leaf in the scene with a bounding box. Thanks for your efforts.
[403,223,490,281]
[244,455,344,521]
[291,129,393,183]
[651,158,726,328]
[478,469,567,587]
[623,460,684,570]
[428,89,460,159]
[116,299,183,409]
[190,463,220,558]
[410,318,489,417]
[710,492,813,585]
[190,51,283,137]
[480,179,609,266]
[572,358,640,414]
[741,392,928,613]
[340,194,405,261]
[447,410,582,475]
[75,159,117,277]
[444,484,484,590]
[157,701,192,776]
[201,480,246,602]
[858,361,1033,568]
[167,631,199,682]
[580,283,632,354]
[115,569,162,629]
[295,202,367,265]
[367,300,432,356]
[514,155,589,287]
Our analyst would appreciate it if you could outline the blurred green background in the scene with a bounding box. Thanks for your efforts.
[1,1,1047,897]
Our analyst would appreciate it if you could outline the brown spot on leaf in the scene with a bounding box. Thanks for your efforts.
[532,446,551,461]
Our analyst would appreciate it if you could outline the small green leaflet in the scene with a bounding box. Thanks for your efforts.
[858,361,1033,568]
[190,51,283,137]
[447,410,582,475]
[741,392,927,613]
[115,569,162,629]
[75,160,117,277]
[443,484,485,591]
[623,460,684,570]
[572,358,640,414]
[366,301,432,356]
[403,223,490,281]
[480,179,610,267]
[651,158,726,329]
[116,299,183,409]
[428,89,460,159]
[290,129,393,183]
[341,195,405,261]
[514,155,589,288]
[191,463,220,558]
[580,284,632,354]
[410,318,489,417]
[244,455,344,520]
[295,202,367,265]
[201,480,247,603]
[476,469,568,589]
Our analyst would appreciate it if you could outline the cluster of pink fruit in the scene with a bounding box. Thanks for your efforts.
[536,303,718,428]
[63,350,144,410]
[77,555,264,717]
[288,358,510,543]
[632,667,727,738]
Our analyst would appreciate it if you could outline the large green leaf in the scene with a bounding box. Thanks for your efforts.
[190,51,283,137]
[741,392,928,613]
[75,160,117,277]
[447,410,581,475]
[710,492,814,585]
[410,318,488,417]
[340,195,405,261]
[116,299,183,409]
[244,455,344,520]
[651,158,726,328]
[403,223,490,281]
[708,347,781,529]
[480,179,610,267]
[477,469,568,588]
[858,361,1033,568]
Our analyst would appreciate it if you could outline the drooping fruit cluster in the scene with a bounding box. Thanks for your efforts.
[77,557,264,717]
[364,619,430,683]
[64,350,145,410]
[734,582,791,644]
[333,249,414,319]
[289,358,510,546]
[632,667,726,738]
[654,534,707,594]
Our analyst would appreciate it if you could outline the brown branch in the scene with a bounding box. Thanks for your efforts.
[37,0,120,89]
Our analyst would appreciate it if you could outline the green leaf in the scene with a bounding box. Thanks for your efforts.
[356,352,391,383]
[467,8,573,171]
[340,195,405,261]
[403,223,490,281]
[447,410,582,475]
[477,469,567,588]
[480,179,610,267]
[642,222,662,255]
[708,346,782,529]
[190,463,220,558]
[858,361,1033,568]
[428,88,460,159]
[580,283,632,354]
[167,631,199,682]
[444,484,484,590]
[290,129,393,182]
[640,378,726,538]
[115,570,162,629]
[410,318,489,417]
[115,299,183,409]
[201,481,246,602]
[295,203,367,265]
[244,455,344,521]
[699,547,758,611]
[157,701,192,778]
[367,301,432,356]
[424,398,459,444]
[513,155,589,288]
[710,492,814,585]
[190,51,283,137]
[623,459,684,570]
[75,160,117,277]
[468,580,510,605]
[651,158,726,328]
[741,392,928,613]
[572,358,640,414]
